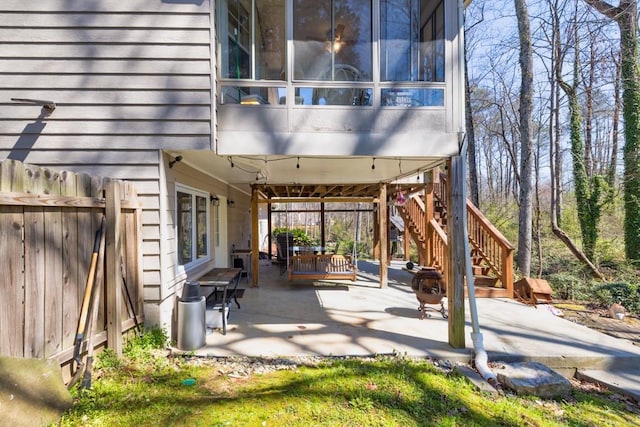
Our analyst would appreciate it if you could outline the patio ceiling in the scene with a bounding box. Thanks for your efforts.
[172,151,445,198]
[253,182,428,201]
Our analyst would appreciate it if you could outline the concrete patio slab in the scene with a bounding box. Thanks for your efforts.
[188,260,640,374]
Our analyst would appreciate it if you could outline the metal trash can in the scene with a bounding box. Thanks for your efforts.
[177,281,206,350]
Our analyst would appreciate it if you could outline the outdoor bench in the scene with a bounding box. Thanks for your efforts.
[288,254,357,281]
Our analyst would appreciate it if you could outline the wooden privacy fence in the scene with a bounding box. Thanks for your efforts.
[0,159,142,371]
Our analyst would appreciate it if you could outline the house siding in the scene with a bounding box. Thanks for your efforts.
[0,0,214,329]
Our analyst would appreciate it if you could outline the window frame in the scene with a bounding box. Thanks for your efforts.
[216,0,448,109]
[175,183,211,271]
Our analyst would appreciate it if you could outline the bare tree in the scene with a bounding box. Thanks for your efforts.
[514,0,534,277]
[464,5,485,207]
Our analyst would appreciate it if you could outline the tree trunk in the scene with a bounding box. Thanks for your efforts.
[465,36,480,208]
[514,0,534,277]
[583,0,640,261]
[548,0,563,228]
[608,50,621,192]
[558,19,602,262]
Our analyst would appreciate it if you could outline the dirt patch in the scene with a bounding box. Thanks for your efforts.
[554,303,640,346]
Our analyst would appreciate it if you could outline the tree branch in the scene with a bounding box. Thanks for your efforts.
[582,0,622,21]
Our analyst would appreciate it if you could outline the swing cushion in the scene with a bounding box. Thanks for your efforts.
[288,254,356,281]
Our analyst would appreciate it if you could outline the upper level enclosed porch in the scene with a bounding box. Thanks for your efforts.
[215,0,466,158]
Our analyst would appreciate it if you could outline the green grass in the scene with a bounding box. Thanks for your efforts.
[60,336,640,427]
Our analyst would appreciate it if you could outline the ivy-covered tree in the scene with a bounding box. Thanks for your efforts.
[583,0,640,262]
[557,20,605,261]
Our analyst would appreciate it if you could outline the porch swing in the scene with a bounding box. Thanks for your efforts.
[287,202,357,282]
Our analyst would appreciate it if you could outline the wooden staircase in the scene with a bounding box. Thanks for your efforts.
[397,173,514,298]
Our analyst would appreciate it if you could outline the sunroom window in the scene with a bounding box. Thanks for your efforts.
[380,0,445,82]
[293,0,372,82]
[176,185,210,269]
[217,0,445,107]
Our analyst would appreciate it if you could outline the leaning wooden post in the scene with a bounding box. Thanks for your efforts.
[403,225,410,261]
[251,186,259,287]
[447,158,465,348]
[105,179,123,356]
[373,204,380,260]
[378,184,388,288]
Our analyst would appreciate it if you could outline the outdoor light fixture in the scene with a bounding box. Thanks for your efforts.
[210,195,220,206]
[227,199,235,208]
[169,155,183,168]
[371,158,376,170]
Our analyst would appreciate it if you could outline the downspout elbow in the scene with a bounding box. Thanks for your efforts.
[471,332,498,385]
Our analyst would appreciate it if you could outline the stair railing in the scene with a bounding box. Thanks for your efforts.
[466,201,514,290]
[426,218,448,286]
[400,172,514,295]
[404,195,426,240]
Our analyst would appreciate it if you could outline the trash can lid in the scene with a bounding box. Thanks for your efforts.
[181,281,201,302]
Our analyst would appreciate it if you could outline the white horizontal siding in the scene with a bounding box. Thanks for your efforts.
[0,150,159,165]
[0,90,210,105]
[143,254,161,270]
[2,0,208,13]
[1,106,212,121]
[0,59,211,74]
[1,75,211,90]
[0,0,214,323]
[142,225,161,240]
[0,13,210,28]
[0,135,211,150]
[1,121,210,135]
[0,44,211,59]
[2,28,210,44]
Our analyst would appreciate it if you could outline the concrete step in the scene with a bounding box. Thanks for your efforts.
[576,369,640,403]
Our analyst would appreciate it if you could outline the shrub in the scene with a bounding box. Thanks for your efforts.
[273,228,315,246]
[546,272,592,301]
[593,282,640,315]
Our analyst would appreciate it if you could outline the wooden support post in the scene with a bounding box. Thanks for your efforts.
[105,179,122,356]
[386,206,391,266]
[447,158,465,349]
[251,187,259,287]
[403,226,410,261]
[503,248,514,297]
[378,184,388,288]
[320,202,326,249]
[373,204,380,260]
[267,202,273,258]
[423,169,436,266]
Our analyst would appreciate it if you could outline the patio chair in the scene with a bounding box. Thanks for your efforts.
[275,232,294,275]
[205,271,243,333]
[233,256,249,283]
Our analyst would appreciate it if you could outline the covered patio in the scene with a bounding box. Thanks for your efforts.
[189,261,640,372]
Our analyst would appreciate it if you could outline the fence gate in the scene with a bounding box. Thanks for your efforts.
[0,159,142,374]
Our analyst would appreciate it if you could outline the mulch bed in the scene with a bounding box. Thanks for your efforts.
[553,303,640,346]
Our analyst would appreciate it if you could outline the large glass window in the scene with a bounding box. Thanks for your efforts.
[177,185,210,268]
[293,0,372,82]
[219,0,286,80]
[380,0,445,82]
[217,0,446,106]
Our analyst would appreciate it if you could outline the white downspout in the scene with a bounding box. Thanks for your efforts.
[457,0,497,385]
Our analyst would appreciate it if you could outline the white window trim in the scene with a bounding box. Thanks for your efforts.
[175,183,211,272]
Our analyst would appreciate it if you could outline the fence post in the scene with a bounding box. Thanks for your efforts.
[105,179,123,356]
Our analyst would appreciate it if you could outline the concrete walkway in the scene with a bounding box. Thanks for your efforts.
[189,260,640,400]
